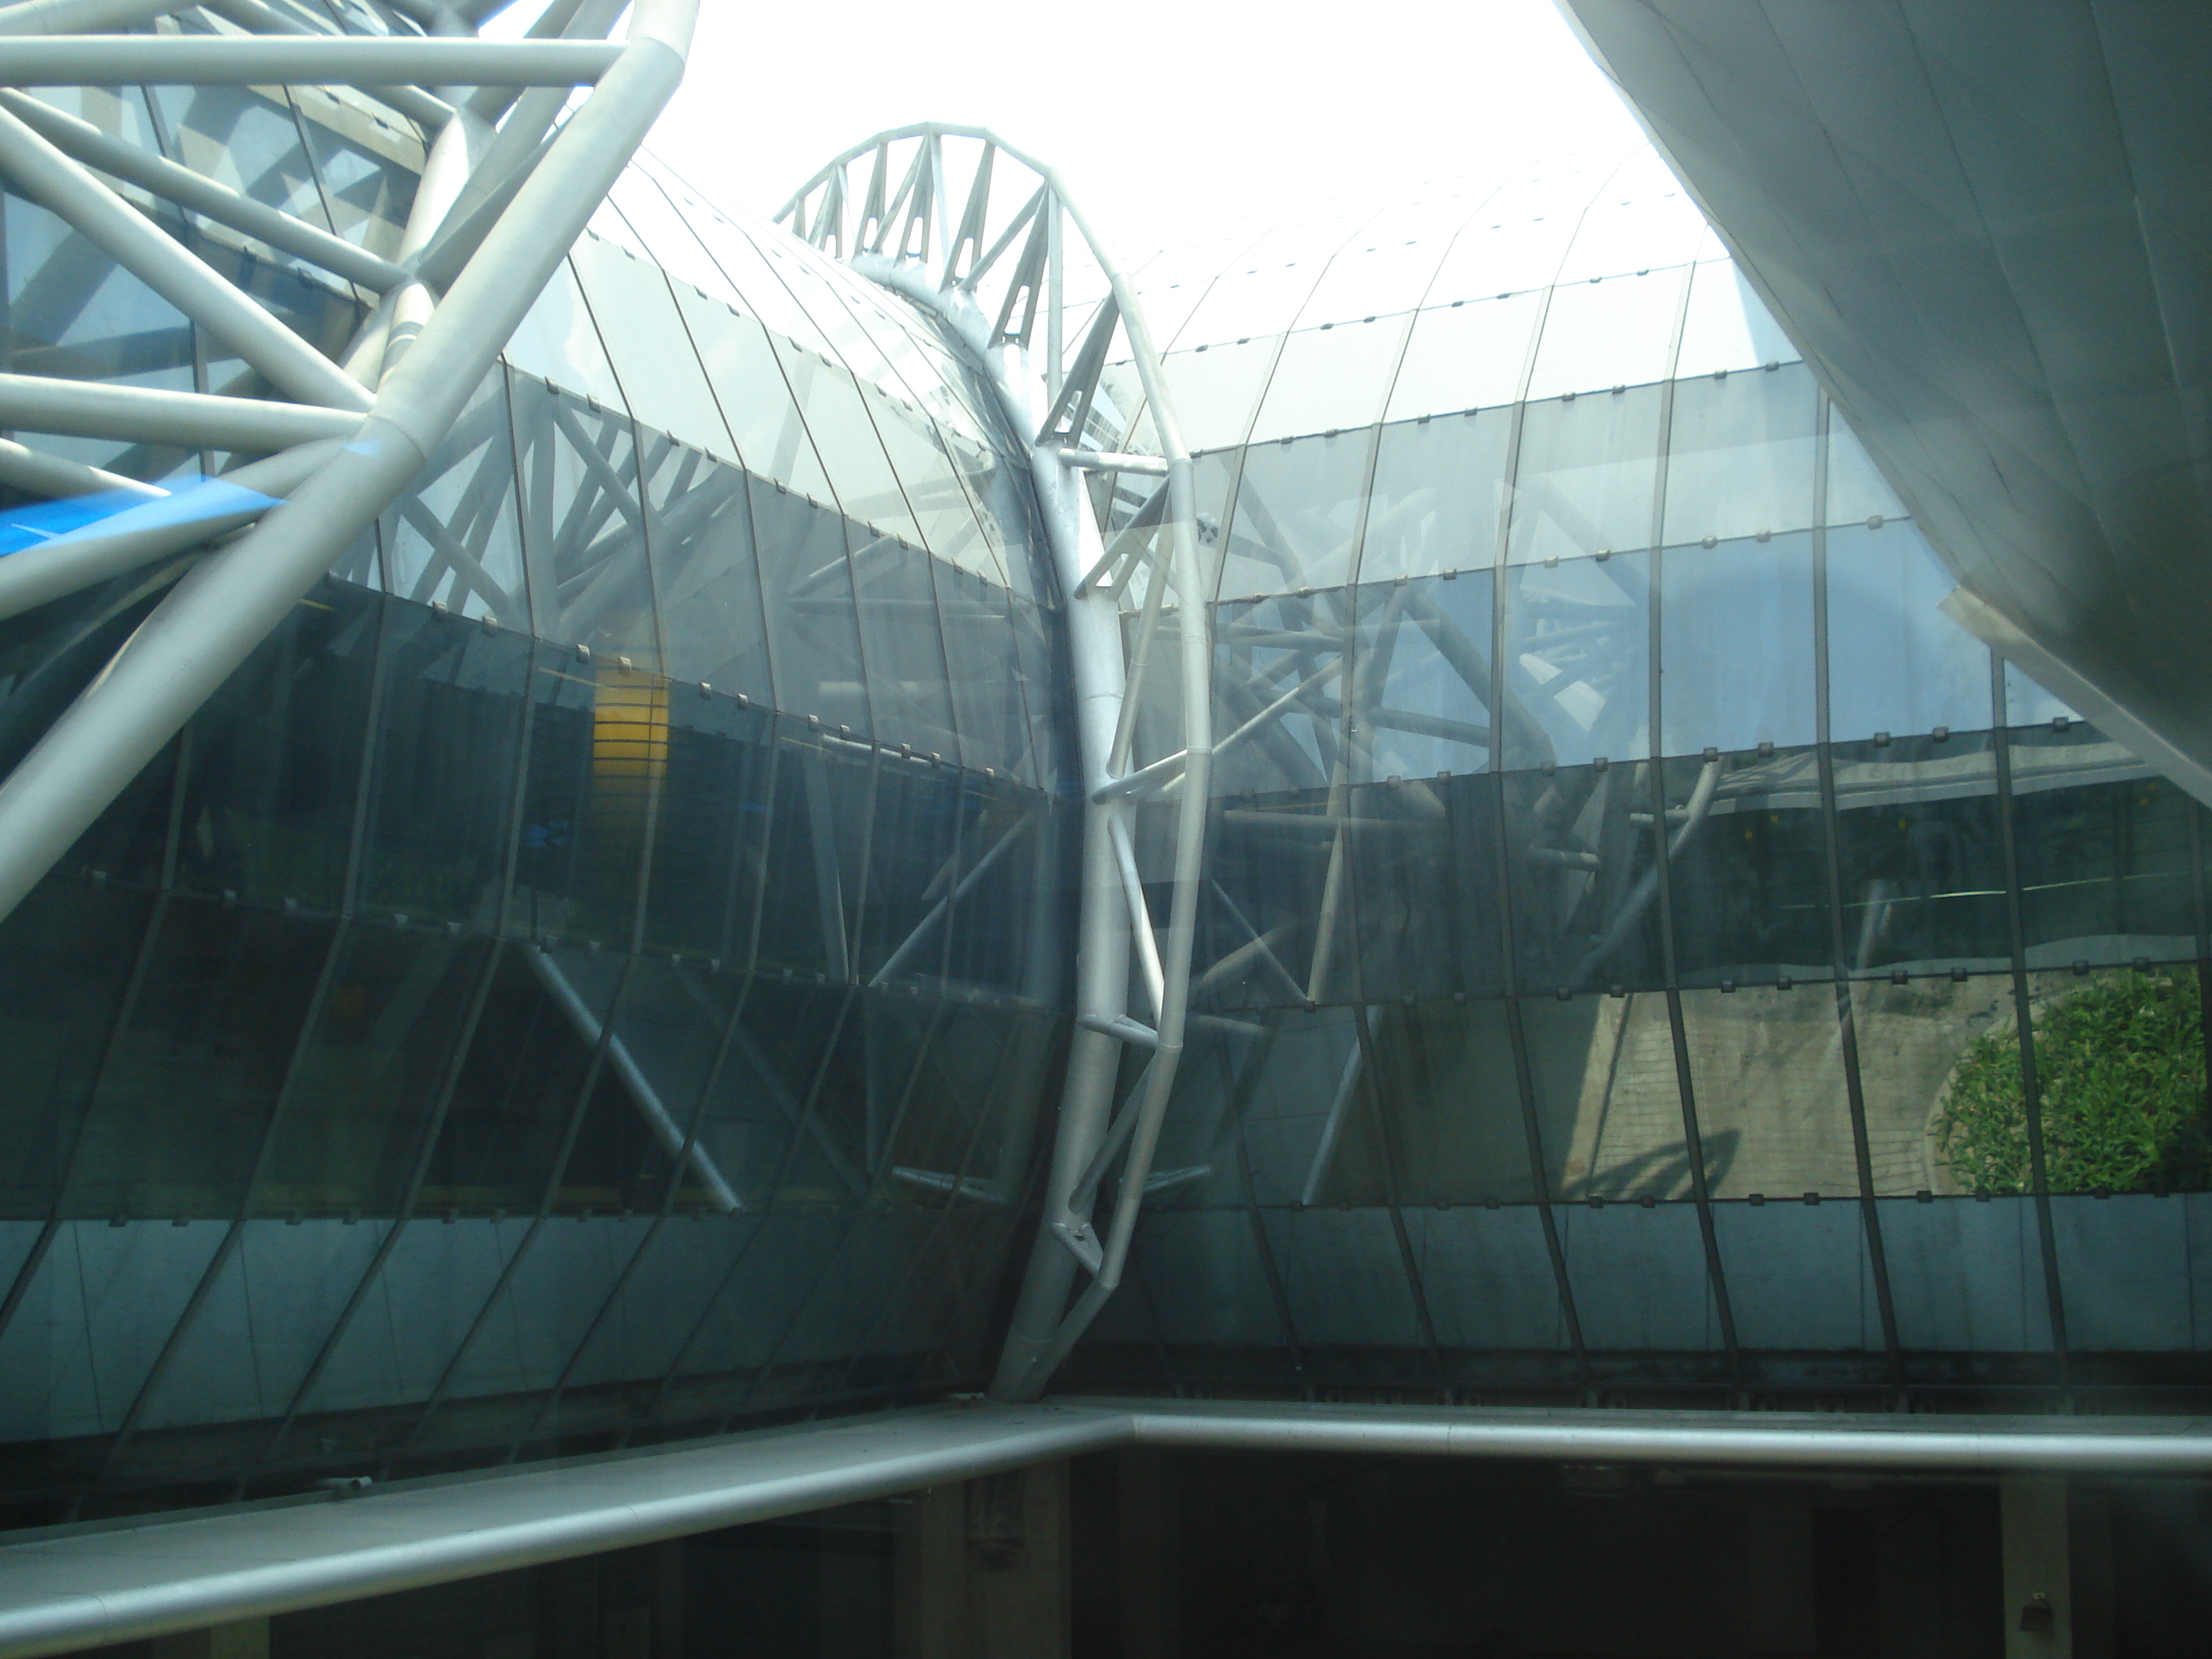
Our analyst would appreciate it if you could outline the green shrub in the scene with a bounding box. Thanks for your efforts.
[1936,968,2209,1195]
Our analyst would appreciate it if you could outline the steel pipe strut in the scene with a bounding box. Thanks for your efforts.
[0,372,362,450]
[0,0,697,925]
[0,106,373,412]
[0,90,407,292]
[0,36,624,85]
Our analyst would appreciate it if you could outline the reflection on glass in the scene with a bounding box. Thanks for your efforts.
[1246,315,1408,445]
[1524,269,1685,400]
[1383,292,1545,421]
[1677,984,1857,1198]
[1362,412,1509,578]
[1832,734,2010,974]
[1848,974,2015,1195]
[1673,261,1798,379]
[1216,430,1372,597]
[1658,533,1817,756]
[1501,553,1651,768]
[1660,365,1817,546]
[1825,521,1992,741]
[1507,386,1662,564]
[1665,746,1830,984]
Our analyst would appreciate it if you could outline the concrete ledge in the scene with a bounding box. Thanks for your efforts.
[5,1398,2211,1658]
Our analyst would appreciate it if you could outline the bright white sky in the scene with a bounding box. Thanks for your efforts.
[498,0,1647,260]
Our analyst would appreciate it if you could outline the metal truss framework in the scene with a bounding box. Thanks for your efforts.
[0,0,696,920]
[778,126,1214,1402]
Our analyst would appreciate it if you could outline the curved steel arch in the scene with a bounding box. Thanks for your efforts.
[778,125,1213,1402]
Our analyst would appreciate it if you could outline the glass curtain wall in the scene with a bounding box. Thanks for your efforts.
[0,72,1071,1526]
[1064,148,2212,1405]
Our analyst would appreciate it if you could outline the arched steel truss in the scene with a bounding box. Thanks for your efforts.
[0,0,696,923]
[778,126,1213,1402]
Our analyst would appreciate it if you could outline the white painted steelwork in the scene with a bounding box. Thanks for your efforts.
[779,127,1214,1402]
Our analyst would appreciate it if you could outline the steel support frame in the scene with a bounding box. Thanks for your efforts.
[0,0,698,925]
[779,126,1213,1402]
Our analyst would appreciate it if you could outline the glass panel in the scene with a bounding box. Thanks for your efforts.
[1499,552,1653,768]
[1216,429,1372,596]
[753,724,872,981]
[1677,984,1858,1199]
[511,374,658,665]
[640,445,771,700]
[1711,1201,1879,1350]
[1210,589,1341,799]
[358,598,530,930]
[381,375,527,624]
[1522,986,1686,1198]
[2051,1194,2193,1350]
[848,527,958,760]
[2008,728,2195,967]
[639,691,775,963]
[1359,412,1509,580]
[173,578,377,914]
[933,562,1028,780]
[1658,532,1817,756]
[1382,292,1546,421]
[1825,521,1994,741]
[148,83,331,271]
[1346,569,1496,781]
[1254,1208,1425,1353]
[1663,750,1827,989]
[2003,662,2080,727]
[1123,1208,1290,1353]
[1826,421,1908,524]
[1367,1000,1534,1201]
[1235,1007,1366,1202]
[1832,734,2010,975]
[1524,267,1687,400]
[1413,1205,1569,1352]
[1557,1201,1720,1352]
[1503,760,1668,995]
[501,258,626,412]
[259,927,494,1215]
[293,86,420,261]
[424,946,623,1213]
[1555,180,1708,285]
[1157,337,1279,452]
[1246,315,1408,445]
[1660,364,1819,545]
[66,899,335,1220]
[667,286,837,505]
[1877,1195,2052,1354]
[1507,386,1663,564]
[1673,261,1799,379]
[511,638,657,948]
[860,383,995,583]
[753,487,872,737]
[1848,974,2019,1195]
[570,232,739,464]
[772,335,925,551]
[1423,205,1581,305]
[1950,967,2208,1197]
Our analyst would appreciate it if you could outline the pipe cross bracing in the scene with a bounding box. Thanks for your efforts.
[778,127,1215,1403]
[0,0,696,925]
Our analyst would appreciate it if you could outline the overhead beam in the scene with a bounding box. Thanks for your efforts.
[0,372,363,450]
[2,1398,2209,1659]
[0,35,622,85]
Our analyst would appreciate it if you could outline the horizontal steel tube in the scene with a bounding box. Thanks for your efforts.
[0,439,338,622]
[193,0,457,129]
[0,0,178,34]
[2,1398,2208,1659]
[0,91,405,290]
[0,106,373,413]
[0,35,621,84]
[0,436,159,500]
[0,372,362,450]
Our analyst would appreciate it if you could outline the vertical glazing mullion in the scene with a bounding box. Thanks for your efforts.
[1214,1023,1306,1384]
[1991,655,2073,1394]
[91,918,354,1489]
[246,938,507,1487]
[390,953,642,1467]
[1349,1002,1446,1384]
[1647,318,1742,1390]
[2190,805,2212,1185]
[505,964,763,1461]
[1810,392,1905,1393]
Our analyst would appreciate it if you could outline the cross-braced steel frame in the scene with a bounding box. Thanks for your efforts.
[778,126,1213,1402]
[0,0,695,922]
